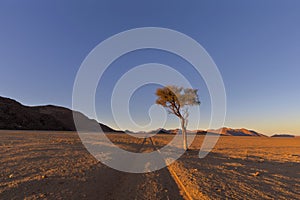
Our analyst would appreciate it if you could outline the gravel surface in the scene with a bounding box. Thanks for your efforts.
[0,131,299,199]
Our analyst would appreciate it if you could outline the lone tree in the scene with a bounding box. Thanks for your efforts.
[155,86,200,150]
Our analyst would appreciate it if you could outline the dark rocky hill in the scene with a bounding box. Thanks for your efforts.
[0,96,122,132]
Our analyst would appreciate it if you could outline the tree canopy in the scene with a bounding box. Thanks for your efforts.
[155,85,200,117]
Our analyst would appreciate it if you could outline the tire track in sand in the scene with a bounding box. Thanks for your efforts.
[95,136,184,200]
[149,137,209,200]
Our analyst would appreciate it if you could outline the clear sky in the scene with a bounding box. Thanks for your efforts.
[0,1,299,135]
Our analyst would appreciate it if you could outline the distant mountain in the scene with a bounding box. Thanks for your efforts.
[271,134,295,138]
[126,129,175,135]
[207,127,267,137]
[124,130,135,134]
[149,128,171,134]
[124,127,267,137]
[0,96,122,132]
[195,130,209,135]
[152,128,266,137]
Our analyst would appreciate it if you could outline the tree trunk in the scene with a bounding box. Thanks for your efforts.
[181,117,188,151]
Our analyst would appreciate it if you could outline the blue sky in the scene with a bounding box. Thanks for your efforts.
[0,1,299,135]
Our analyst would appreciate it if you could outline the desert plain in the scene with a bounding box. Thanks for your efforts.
[0,130,299,200]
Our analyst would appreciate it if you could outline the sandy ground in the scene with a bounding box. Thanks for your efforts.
[0,131,299,200]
